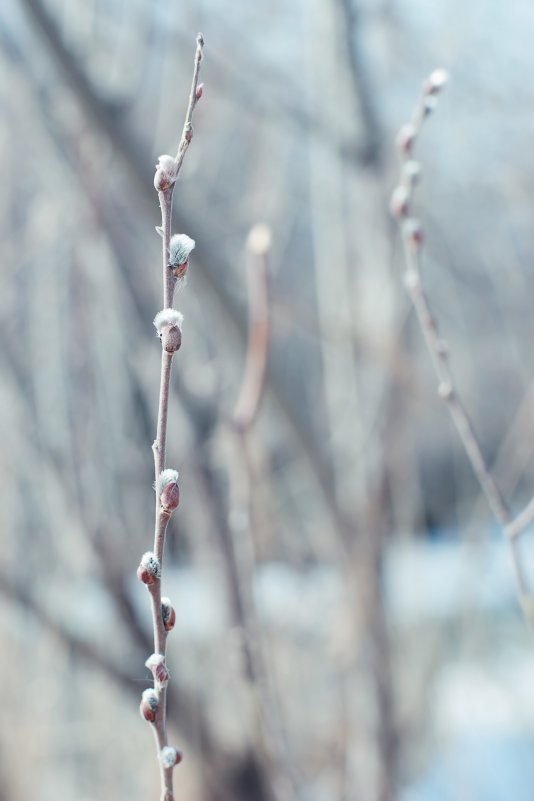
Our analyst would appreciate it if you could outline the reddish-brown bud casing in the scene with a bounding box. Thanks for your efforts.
[162,599,176,632]
[160,481,180,512]
[161,325,182,354]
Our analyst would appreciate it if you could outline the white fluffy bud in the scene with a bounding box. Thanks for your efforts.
[169,234,195,268]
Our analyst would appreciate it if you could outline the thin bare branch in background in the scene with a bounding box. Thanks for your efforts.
[233,225,271,433]
[227,225,302,801]
[390,70,534,618]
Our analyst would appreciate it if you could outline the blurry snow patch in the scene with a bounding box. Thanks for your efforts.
[434,655,534,736]
[48,578,121,641]
[254,562,340,635]
[401,734,534,801]
[384,538,520,624]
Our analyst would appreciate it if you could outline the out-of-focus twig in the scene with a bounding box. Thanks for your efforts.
[390,70,533,617]
[228,226,302,801]
[233,225,271,432]
[337,0,384,167]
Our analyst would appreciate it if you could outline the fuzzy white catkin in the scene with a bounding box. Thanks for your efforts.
[140,551,161,579]
[155,469,179,495]
[145,653,165,670]
[153,309,183,333]
[156,155,177,179]
[142,688,159,710]
[160,746,178,769]
[168,234,195,267]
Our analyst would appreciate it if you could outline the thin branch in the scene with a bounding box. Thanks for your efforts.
[229,227,302,801]
[506,494,534,541]
[337,0,384,167]
[136,35,204,801]
[391,70,532,615]
[233,224,271,432]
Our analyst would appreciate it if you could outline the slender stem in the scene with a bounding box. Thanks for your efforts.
[392,73,532,612]
[154,351,174,483]
[175,34,204,173]
[143,35,205,801]
[160,189,175,313]
[506,495,534,541]
[233,225,271,431]
[228,229,302,801]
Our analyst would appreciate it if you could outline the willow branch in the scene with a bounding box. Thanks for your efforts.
[391,70,532,616]
[137,34,204,801]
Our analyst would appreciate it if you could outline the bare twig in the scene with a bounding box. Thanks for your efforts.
[391,69,532,615]
[233,225,271,432]
[229,226,302,801]
[505,494,534,541]
[136,34,204,801]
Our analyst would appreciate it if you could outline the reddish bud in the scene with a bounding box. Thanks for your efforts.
[396,123,417,155]
[171,262,188,281]
[169,235,195,274]
[154,155,177,192]
[403,218,424,249]
[154,310,183,353]
[140,688,159,722]
[160,746,183,769]
[157,470,180,512]
[195,83,204,101]
[161,324,182,354]
[161,597,176,632]
[161,481,180,512]
[137,552,161,585]
[145,654,170,688]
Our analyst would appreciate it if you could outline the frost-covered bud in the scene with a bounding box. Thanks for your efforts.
[168,234,195,282]
[396,123,417,155]
[438,381,453,400]
[156,469,180,512]
[161,597,176,632]
[195,83,204,101]
[423,68,449,96]
[403,218,424,250]
[389,185,410,219]
[137,551,161,585]
[140,688,159,722]
[153,309,183,354]
[160,746,183,769]
[154,155,178,192]
[145,654,170,688]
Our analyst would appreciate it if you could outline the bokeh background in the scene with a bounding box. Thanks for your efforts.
[3,1,534,800]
